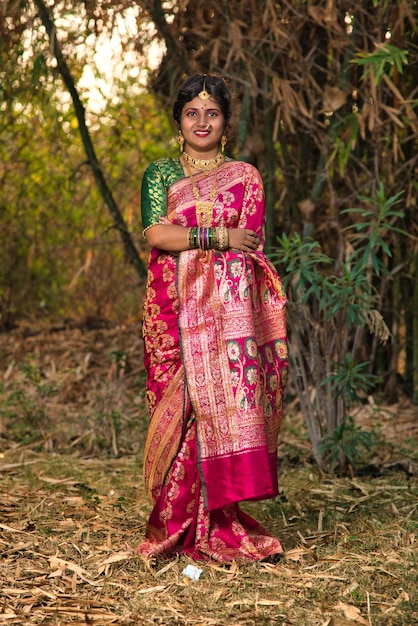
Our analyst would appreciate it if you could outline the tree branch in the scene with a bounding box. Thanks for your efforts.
[33,0,147,280]
[142,0,191,79]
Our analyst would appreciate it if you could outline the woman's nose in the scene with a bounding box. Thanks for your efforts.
[196,114,209,127]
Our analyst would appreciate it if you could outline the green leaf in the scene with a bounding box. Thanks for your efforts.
[351,44,408,85]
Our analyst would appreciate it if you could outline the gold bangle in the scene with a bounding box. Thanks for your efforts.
[217,226,229,251]
[212,227,218,249]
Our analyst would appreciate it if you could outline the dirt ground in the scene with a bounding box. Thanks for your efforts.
[0,323,417,625]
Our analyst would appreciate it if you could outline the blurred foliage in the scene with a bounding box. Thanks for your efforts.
[0,20,174,327]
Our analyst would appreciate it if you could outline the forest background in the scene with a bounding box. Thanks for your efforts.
[0,2,417,624]
[1,0,417,457]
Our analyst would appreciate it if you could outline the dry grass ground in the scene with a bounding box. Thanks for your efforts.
[0,324,417,625]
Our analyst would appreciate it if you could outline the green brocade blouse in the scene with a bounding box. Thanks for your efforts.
[141,158,185,234]
[141,156,233,234]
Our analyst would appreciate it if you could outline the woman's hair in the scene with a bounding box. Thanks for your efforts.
[173,74,232,126]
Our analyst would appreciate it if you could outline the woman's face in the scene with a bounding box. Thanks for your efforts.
[180,95,225,158]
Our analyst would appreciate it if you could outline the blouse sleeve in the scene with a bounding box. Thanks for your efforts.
[141,161,168,234]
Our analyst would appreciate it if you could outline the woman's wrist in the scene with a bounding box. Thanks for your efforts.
[187,226,229,251]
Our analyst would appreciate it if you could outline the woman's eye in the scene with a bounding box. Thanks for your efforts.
[186,111,197,117]
[208,111,218,117]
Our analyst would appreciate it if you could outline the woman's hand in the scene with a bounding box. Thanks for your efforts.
[228,228,261,252]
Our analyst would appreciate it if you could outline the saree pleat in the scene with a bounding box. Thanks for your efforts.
[140,419,284,562]
[139,159,287,562]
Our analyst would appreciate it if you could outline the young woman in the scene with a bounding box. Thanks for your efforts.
[138,74,288,562]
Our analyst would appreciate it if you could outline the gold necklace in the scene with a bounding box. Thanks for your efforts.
[183,160,218,226]
[182,151,223,172]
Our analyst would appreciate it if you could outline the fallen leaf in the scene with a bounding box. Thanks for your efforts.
[48,556,100,586]
[38,475,80,485]
[329,619,366,626]
[257,599,284,606]
[0,611,18,620]
[343,581,359,595]
[137,585,167,594]
[96,551,131,568]
[226,599,253,607]
[284,546,315,561]
[334,601,369,625]
[322,86,347,112]
[0,523,32,535]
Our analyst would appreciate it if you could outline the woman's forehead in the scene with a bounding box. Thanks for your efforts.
[182,95,221,111]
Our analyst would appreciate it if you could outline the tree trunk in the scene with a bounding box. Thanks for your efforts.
[33,0,147,281]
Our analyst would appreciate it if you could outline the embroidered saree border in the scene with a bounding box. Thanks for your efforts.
[143,365,186,500]
[177,248,287,510]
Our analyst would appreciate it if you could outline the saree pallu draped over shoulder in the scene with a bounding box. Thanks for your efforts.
[139,159,288,562]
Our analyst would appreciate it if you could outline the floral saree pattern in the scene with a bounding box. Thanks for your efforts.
[139,158,288,562]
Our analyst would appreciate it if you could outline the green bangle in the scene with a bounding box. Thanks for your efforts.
[192,227,199,249]
[208,227,213,249]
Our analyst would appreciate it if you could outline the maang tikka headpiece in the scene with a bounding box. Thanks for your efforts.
[198,75,210,108]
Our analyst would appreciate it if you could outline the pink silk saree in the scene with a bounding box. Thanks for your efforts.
[139,159,287,562]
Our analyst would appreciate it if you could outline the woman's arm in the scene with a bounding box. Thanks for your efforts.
[144,220,260,253]
[142,160,261,253]
[145,222,189,252]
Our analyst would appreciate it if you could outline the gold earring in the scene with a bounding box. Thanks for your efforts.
[178,130,184,153]
[221,135,227,154]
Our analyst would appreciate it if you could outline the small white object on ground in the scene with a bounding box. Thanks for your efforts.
[182,564,203,580]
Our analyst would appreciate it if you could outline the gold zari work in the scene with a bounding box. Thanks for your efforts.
[141,158,184,233]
